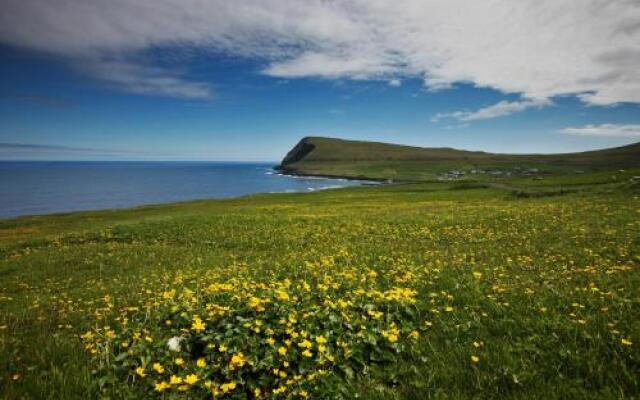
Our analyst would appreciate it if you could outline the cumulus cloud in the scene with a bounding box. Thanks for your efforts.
[559,124,640,137]
[432,98,551,122]
[0,0,639,104]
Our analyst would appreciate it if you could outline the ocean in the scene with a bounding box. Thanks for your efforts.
[0,161,368,218]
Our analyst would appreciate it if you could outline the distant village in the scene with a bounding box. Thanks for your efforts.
[437,166,546,181]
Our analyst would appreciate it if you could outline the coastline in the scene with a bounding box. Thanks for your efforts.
[0,166,376,221]
[272,165,389,184]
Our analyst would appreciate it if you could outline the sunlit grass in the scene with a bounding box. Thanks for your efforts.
[0,182,638,399]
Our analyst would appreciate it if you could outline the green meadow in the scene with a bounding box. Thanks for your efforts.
[1,167,639,399]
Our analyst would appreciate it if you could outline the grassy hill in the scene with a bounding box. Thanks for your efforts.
[278,136,640,181]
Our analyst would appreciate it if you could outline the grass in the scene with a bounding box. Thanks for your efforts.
[0,175,639,399]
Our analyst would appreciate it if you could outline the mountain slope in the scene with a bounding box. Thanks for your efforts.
[278,136,640,181]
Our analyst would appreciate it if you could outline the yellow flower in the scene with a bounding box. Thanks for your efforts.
[185,374,199,385]
[318,344,327,353]
[135,367,146,377]
[472,271,482,279]
[266,337,276,346]
[302,349,313,357]
[315,335,327,344]
[249,296,266,312]
[471,355,480,363]
[278,346,288,356]
[175,357,185,366]
[196,358,206,368]
[408,330,420,340]
[80,331,94,340]
[276,290,290,301]
[254,388,261,397]
[192,317,206,333]
[230,352,247,368]
[298,339,312,349]
[368,310,384,319]
[218,344,228,352]
[273,385,286,395]
[154,381,170,392]
[152,363,164,374]
[221,381,237,393]
[169,375,183,385]
[621,338,633,346]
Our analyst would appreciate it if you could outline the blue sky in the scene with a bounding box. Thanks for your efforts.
[1,1,639,161]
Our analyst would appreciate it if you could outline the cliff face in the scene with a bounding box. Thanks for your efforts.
[280,137,316,167]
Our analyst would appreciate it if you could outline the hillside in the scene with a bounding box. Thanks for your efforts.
[278,136,640,181]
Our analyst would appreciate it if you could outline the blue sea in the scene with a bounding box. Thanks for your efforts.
[0,162,368,218]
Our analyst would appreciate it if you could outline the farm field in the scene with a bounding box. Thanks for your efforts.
[1,177,639,399]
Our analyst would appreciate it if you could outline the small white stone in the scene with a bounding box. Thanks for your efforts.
[167,336,182,352]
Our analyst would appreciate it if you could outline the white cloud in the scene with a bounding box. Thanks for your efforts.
[1,1,639,104]
[443,123,469,130]
[559,124,640,137]
[262,52,394,79]
[432,98,551,122]
[85,59,212,99]
[388,79,402,87]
